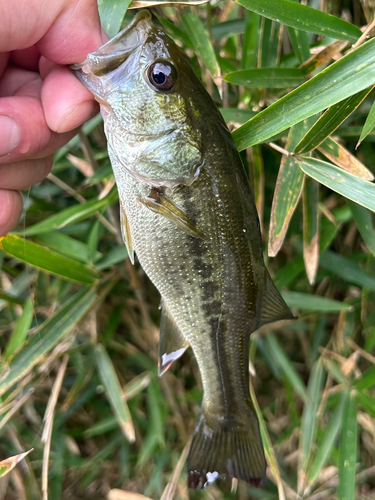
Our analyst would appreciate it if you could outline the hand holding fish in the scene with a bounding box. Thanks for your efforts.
[0,0,103,236]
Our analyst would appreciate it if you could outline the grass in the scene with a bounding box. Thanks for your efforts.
[1,1,375,499]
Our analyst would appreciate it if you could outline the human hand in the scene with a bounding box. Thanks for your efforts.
[0,0,104,236]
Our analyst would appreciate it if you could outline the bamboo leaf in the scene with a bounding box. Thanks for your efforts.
[303,178,320,285]
[237,0,361,41]
[233,37,375,151]
[281,291,353,312]
[19,188,118,236]
[320,250,375,291]
[318,137,374,181]
[0,449,33,478]
[181,12,219,78]
[0,235,99,285]
[0,288,97,396]
[241,10,260,70]
[98,0,132,38]
[269,118,315,257]
[3,298,34,361]
[347,200,375,256]
[358,99,375,146]
[294,87,373,154]
[338,391,357,500]
[297,157,375,213]
[287,27,310,64]
[220,108,257,124]
[95,344,135,443]
[224,68,306,88]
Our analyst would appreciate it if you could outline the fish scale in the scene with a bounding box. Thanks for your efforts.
[72,9,294,490]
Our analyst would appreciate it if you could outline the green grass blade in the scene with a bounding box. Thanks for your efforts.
[307,390,347,485]
[318,137,374,181]
[241,10,260,70]
[237,0,361,41]
[265,334,308,402]
[0,235,99,285]
[297,157,375,213]
[320,250,375,291]
[233,37,375,151]
[298,359,325,492]
[347,200,375,257]
[34,233,102,264]
[287,27,310,64]
[98,0,132,38]
[294,87,373,154]
[355,389,375,417]
[0,288,96,396]
[220,108,257,124]
[19,188,118,236]
[181,12,219,78]
[354,364,375,391]
[338,391,358,500]
[358,99,375,146]
[281,291,352,312]
[224,68,306,88]
[95,344,135,443]
[3,298,34,361]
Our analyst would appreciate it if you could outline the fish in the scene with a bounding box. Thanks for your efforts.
[71,10,293,490]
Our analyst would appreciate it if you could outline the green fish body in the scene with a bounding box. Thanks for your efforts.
[72,10,293,489]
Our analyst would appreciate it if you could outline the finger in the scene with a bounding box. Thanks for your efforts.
[10,46,41,72]
[0,189,23,236]
[41,65,98,133]
[0,156,53,190]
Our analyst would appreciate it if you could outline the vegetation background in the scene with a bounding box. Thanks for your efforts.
[0,0,375,499]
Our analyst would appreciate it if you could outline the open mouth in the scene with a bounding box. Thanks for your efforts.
[70,10,152,76]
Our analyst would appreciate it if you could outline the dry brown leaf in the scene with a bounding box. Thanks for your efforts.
[0,449,33,478]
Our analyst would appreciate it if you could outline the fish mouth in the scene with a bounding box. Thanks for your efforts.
[70,10,153,76]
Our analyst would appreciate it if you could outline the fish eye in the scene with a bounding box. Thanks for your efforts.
[147,61,176,91]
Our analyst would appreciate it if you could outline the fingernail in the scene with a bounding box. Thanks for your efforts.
[0,116,20,156]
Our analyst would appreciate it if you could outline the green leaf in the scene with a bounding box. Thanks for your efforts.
[260,18,281,68]
[354,364,375,391]
[236,0,361,41]
[347,200,375,257]
[355,389,375,417]
[98,0,132,38]
[220,108,257,124]
[287,26,310,64]
[338,391,357,500]
[307,390,347,485]
[34,232,102,264]
[294,87,373,154]
[241,10,260,69]
[3,298,34,361]
[303,177,320,285]
[211,19,245,40]
[281,291,353,312]
[224,68,306,88]
[95,344,135,443]
[233,37,375,151]
[297,157,375,213]
[0,288,96,396]
[181,12,219,78]
[19,188,118,236]
[268,119,315,257]
[0,235,99,285]
[298,360,325,486]
[358,99,375,146]
[265,334,308,402]
[320,250,375,291]
[318,137,374,181]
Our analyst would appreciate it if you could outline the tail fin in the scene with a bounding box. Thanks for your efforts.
[187,412,266,489]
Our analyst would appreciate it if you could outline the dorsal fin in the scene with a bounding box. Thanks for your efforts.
[159,304,189,377]
[260,272,295,327]
[120,203,134,264]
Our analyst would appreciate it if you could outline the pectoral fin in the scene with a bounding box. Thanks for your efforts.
[159,304,189,377]
[260,272,295,326]
[139,189,206,240]
[120,203,135,264]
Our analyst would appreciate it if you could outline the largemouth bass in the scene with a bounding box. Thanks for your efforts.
[72,10,293,489]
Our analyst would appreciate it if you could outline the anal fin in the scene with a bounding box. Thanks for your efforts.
[260,272,295,326]
[139,188,206,240]
[159,304,189,376]
[120,203,134,264]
